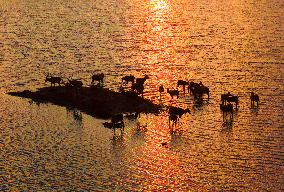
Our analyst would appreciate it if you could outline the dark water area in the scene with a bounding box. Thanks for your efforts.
[0,0,283,191]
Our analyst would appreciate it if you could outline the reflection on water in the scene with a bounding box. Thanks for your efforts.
[1,0,283,191]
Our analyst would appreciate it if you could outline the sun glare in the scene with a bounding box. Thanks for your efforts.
[149,0,169,10]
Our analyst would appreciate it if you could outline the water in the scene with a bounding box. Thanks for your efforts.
[1,0,283,191]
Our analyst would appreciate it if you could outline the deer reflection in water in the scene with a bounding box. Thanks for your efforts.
[66,107,83,126]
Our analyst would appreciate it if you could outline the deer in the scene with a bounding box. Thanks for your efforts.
[103,113,125,134]
[111,113,125,130]
[159,85,164,99]
[188,81,209,99]
[68,78,83,88]
[122,75,135,85]
[169,106,191,118]
[168,106,190,128]
[135,75,149,85]
[250,92,259,107]
[45,74,63,87]
[91,73,104,85]
[167,88,179,99]
[220,103,234,121]
[177,80,189,93]
[131,83,145,97]
[221,92,239,109]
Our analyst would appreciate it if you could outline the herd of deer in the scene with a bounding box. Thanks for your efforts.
[45,73,260,130]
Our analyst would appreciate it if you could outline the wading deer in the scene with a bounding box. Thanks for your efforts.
[220,103,234,121]
[168,106,190,128]
[177,80,189,93]
[188,81,209,99]
[103,113,125,135]
[159,85,164,99]
[111,113,125,130]
[167,88,179,99]
[250,92,259,107]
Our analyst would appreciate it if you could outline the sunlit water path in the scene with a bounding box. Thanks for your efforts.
[0,0,283,191]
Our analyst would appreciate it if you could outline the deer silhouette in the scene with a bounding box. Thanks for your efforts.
[159,85,164,99]
[167,88,179,99]
[168,106,190,127]
[45,74,63,87]
[220,103,234,121]
[68,78,83,88]
[135,75,149,85]
[122,75,135,85]
[188,81,209,99]
[250,92,259,107]
[177,80,189,93]
[91,73,104,86]
[131,83,145,97]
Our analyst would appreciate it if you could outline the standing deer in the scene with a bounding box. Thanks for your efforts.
[177,80,189,93]
[131,83,145,97]
[122,75,135,85]
[221,92,238,109]
[250,92,259,107]
[45,74,63,87]
[167,88,179,99]
[168,106,190,128]
[135,75,149,85]
[159,85,164,99]
[188,81,209,99]
[220,103,234,121]
[103,113,125,135]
